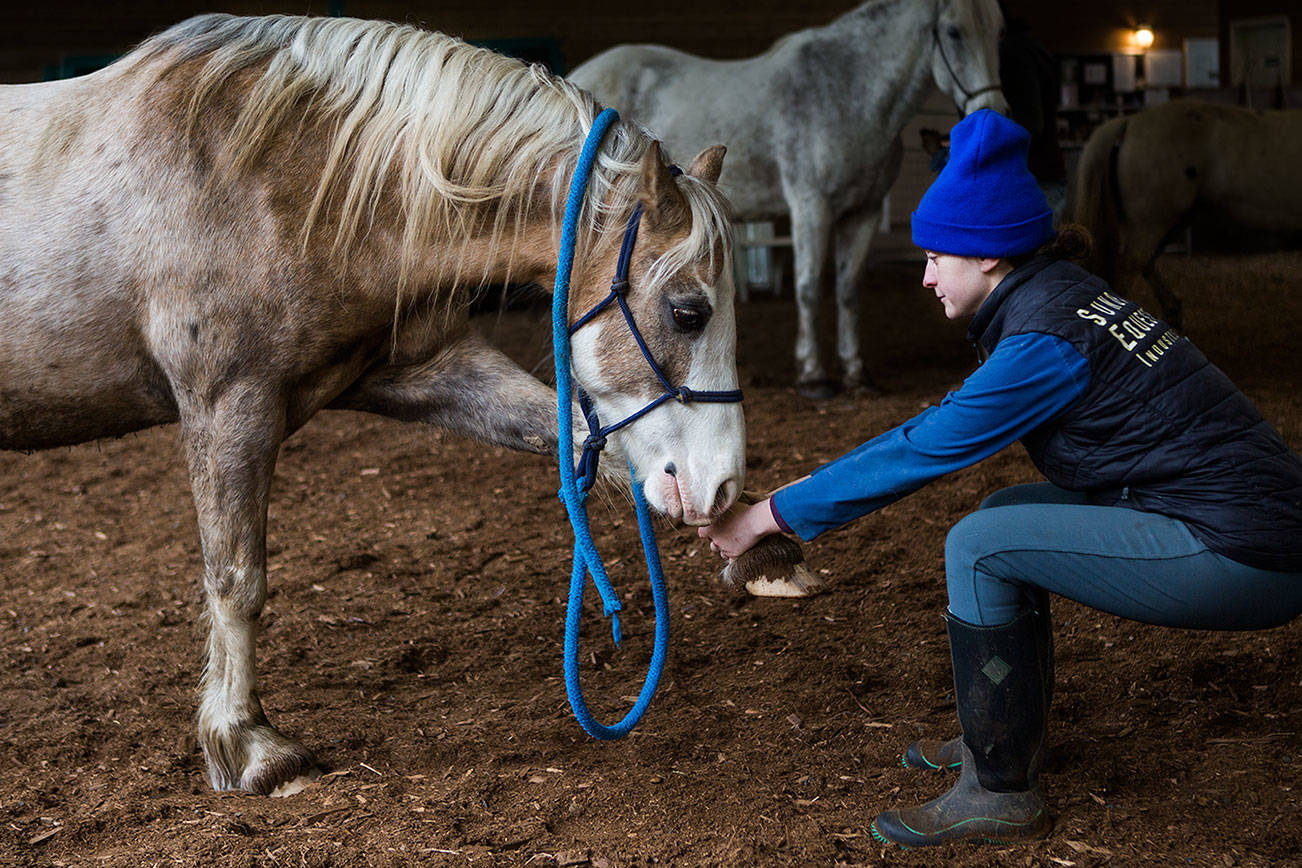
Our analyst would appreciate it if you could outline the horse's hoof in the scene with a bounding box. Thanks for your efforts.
[239,732,320,796]
[796,379,837,400]
[203,723,321,796]
[722,535,827,597]
[745,562,826,597]
[271,772,320,798]
[844,375,883,397]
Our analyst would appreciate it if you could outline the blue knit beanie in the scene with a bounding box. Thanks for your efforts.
[911,109,1052,257]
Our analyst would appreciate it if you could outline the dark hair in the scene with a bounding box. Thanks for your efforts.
[1008,223,1093,269]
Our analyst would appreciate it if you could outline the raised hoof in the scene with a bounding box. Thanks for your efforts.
[722,535,827,598]
[744,563,826,597]
[796,378,838,400]
[203,723,321,796]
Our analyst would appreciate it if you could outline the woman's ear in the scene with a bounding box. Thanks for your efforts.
[977,257,1006,273]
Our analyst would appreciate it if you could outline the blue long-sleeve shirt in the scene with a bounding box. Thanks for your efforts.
[771,331,1091,540]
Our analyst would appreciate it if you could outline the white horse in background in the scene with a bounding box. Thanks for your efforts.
[572,0,1008,397]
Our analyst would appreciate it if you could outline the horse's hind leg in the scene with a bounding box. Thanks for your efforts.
[181,385,318,795]
[1121,222,1184,328]
[1143,257,1183,330]
[833,206,884,395]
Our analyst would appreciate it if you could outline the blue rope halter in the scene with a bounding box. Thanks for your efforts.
[552,108,742,739]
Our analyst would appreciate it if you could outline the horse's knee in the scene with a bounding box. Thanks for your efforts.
[794,281,820,308]
[205,566,267,619]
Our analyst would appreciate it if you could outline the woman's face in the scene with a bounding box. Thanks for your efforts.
[922,252,1003,319]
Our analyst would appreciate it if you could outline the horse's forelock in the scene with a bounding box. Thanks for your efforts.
[571,126,734,300]
[646,176,734,293]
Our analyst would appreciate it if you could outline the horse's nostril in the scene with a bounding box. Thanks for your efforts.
[712,478,738,516]
[664,462,677,477]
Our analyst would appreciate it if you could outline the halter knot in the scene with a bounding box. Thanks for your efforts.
[610,278,630,295]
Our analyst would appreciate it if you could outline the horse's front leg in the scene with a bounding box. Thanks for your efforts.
[181,385,318,795]
[331,334,626,478]
[787,198,834,399]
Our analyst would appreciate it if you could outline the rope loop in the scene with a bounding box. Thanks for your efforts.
[553,109,743,741]
[553,108,671,740]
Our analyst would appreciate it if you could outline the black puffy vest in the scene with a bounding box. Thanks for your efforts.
[969,257,1302,572]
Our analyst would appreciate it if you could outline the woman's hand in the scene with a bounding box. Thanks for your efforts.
[698,497,782,560]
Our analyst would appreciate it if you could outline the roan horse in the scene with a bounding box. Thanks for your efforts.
[571,0,1008,397]
[0,14,745,796]
[1074,99,1302,328]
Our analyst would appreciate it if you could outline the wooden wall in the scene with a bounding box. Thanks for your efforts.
[1004,0,1220,55]
[3,1,872,84]
[3,2,1295,84]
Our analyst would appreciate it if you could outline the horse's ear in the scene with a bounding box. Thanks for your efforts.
[639,141,689,230]
[688,145,726,185]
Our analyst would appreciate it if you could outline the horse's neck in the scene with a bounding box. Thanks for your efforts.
[343,197,563,303]
[809,0,938,126]
[435,210,560,291]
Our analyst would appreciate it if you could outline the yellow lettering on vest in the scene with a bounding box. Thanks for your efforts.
[1108,323,1138,351]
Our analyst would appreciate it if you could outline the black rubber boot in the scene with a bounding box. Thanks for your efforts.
[901,590,1053,773]
[872,609,1053,847]
[902,734,964,771]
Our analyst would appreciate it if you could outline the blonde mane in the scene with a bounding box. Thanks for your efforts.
[135,14,732,297]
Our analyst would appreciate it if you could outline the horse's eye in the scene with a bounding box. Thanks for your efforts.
[671,304,709,332]
[947,26,962,40]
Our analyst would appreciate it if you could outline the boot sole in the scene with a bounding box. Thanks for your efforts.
[900,755,961,771]
[870,810,1052,849]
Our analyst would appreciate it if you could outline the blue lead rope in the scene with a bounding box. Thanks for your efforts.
[553,108,669,739]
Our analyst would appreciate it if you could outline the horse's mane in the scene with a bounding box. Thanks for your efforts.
[134,14,731,296]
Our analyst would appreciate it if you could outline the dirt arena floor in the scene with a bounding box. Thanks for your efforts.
[2,251,1300,867]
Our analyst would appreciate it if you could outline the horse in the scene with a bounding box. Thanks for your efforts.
[0,13,747,796]
[570,0,1009,398]
[1074,99,1302,328]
